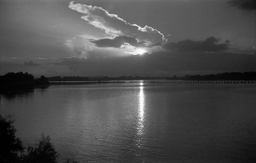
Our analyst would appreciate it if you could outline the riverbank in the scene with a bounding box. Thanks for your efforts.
[49,80,256,85]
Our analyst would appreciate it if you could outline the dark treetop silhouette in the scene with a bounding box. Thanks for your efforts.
[0,72,49,95]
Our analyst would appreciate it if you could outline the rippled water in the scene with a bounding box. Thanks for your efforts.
[1,82,256,162]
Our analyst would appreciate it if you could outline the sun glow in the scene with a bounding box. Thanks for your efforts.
[134,48,147,55]
[122,44,148,56]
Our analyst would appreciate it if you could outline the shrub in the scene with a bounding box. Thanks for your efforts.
[22,135,59,163]
[0,115,23,161]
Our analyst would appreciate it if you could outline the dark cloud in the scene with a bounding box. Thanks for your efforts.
[164,36,230,53]
[24,61,40,67]
[91,36,144,48]
[229,0,256,10]
[149,42,163,47]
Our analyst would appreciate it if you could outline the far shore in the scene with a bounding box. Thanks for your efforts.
[49,80,256,85]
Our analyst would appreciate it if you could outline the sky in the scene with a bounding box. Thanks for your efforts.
[0,0,255,77]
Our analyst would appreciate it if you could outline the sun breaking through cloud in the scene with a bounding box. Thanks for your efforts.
[68,1,167,49]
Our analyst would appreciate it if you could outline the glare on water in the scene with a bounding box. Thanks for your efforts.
[136,80,145,152]
[137,81,145,136]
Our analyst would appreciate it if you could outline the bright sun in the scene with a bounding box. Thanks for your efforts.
[134,48,147,55]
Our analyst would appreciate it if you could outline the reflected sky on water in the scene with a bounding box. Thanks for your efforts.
[1,83,256,162]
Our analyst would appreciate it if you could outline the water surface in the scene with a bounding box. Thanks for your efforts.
[1,82,256,162]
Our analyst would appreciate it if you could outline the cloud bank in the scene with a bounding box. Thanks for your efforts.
[164,36,230,53]
[68,1,166,47]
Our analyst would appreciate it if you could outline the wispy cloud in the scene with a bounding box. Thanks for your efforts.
[68,1,166,47]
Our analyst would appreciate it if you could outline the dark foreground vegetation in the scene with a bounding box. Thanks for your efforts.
[0,114,77,163]
[0,72,49,96]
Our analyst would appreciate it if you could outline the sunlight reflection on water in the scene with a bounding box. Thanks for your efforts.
[137,81,145,149]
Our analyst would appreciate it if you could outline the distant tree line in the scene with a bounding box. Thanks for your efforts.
[49,72,256,82]
[49,76,168,82]
[0,72,49,94]
[49,76,89,81]
[183,72,256,81]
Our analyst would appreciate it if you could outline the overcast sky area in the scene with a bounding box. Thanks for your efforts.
[0,0,255,77]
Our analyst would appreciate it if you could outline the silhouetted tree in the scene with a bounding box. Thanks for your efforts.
[0,114,78,163]
[0,72,50,95]
[22,135,59,163]
[0,115,23,162]
[35,75,49,85]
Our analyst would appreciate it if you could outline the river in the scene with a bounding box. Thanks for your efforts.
[1,82,256,162]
